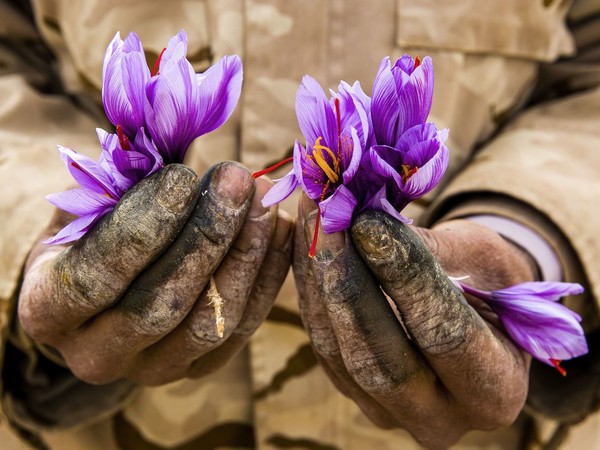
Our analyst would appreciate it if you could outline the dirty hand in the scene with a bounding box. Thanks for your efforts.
[294,196,537,449]
[19,162,293,386]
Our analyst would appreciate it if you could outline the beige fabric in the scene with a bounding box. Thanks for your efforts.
[0,0,598,449]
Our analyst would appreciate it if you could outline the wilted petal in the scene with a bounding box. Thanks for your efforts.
[261,170,299,207]
[494,296,588,362]
[43,210,109,245]
[496,282,585,301]
[460,281,588,366]
[319,185,357,233]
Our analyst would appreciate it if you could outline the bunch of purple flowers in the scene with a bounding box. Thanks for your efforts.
[259,55,448,256]
[46,30,242,244]
[256,55,588,374]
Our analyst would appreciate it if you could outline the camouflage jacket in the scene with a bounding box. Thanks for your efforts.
[0,0,599,449]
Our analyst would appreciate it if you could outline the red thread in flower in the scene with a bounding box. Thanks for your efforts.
[151,48,167,76]
[251,156,294,179]
[550,358,567,377]
[308,208,321,258]
[116,125,131,150]
[70,161,115,199]
[400,164,419,184]
[414,56,421,70]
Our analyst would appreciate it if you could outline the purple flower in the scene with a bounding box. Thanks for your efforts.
[366,122,449,223]
[459,281,588,375]
[102,32,150,137]
[97,127,163,192]
[262,76,370,236]
[45,129,163,245]
[371,55,434,146]
[144,30,243,163]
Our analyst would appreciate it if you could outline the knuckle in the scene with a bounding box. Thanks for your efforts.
[345,353,410,396]
[130,367,181,387]
[68,356,123,385]
[124,294,187,337]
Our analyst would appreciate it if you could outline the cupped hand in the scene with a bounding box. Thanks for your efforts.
[294,195,537,449]
[18,162,293,386]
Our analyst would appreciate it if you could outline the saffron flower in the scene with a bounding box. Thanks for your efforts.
[366,55,449,223]
[261,76,371,244]
[458,281,588,376]
[102,32,150,137]
[366,122,449,223]
[45,129,163,245]
[258,54,448,254]
[371,55,434,146]
[47,30,243,244]
[144,30,243,163]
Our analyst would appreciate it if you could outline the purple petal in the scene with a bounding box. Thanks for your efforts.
[369,146,404,188]
[145,54,197,160]
[46,188,117,216]
[336,81,370,148]
[495,282,585,302]
[58,146,119,199]
[43,210,109,245]
[296,75,338,151]
[492,296,588,362]
[403,139,449,198]
[394,56,434,135]
[196,55,243,135]
[319,184,357,233]
[341,127,363,184]
[379,197,412,224]
[159,30,188,70]
[296,141,329,201]
[261,170,299,207]
[371,57,400,146]
[102,32,149,136]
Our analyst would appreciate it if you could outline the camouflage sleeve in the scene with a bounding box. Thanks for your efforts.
[0,1,137,446]
[422,2,600,446]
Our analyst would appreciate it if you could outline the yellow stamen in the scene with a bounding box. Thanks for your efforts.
[401,164,419,183]
[312,137,340,183]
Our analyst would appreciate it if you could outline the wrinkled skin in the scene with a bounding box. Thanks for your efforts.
[18,162,293,386]
[294,195,538,450]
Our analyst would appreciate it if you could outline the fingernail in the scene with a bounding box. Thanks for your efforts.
[271,210,294,251]
[304,210,345,263]
[156,164,199,213]
[213,162,253,209]
[352,218,396,261]
[249,178,272,219]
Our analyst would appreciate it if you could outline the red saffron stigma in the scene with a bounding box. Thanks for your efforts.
[116,125,131,150]
[334,97,342,155]
[151,48,167,76]
[251,156,294,179]
[70,161,115,199]
[308,209,321,258]
[550,358,567,377]
[414,56,421,70]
